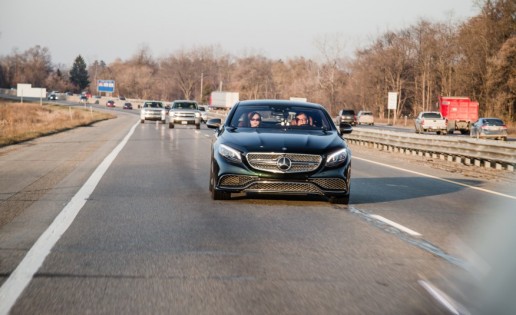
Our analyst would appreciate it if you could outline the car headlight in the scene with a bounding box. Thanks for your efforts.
[169,112,175,117]
[325,148,348,167]
[218,144,242,163]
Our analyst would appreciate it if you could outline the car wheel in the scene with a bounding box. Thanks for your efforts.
[210,160,230,200]
[161,119,166,124]
[502,137,507,141]
[169,123,174,129]
[330,194,349,205]
[195,123,200,130]
[141,119,144,124]
[212,188,231,200]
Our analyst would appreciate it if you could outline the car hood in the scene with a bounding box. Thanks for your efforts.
[220,129,345,154]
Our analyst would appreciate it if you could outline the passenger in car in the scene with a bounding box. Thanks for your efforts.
[249,111,262,128]
[294,112,312,126]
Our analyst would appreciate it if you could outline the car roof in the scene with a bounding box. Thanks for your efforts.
[236,99,324,109]
[173,100,197,103]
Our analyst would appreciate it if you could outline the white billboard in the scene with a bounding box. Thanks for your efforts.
[388,92,398,110]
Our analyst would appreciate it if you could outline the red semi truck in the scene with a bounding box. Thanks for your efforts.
[438,96,479,134]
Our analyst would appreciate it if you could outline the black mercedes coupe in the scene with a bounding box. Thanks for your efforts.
[207,100,353,204]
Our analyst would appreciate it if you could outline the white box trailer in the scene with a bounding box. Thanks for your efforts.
[209,91,239,109]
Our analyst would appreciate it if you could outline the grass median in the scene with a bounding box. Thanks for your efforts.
[0,101,115,147]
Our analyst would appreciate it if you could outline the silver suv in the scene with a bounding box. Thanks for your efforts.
[168,100,202,129]
[140,101,166,124]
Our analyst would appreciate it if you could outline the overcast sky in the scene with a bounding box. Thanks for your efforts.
[0,0,480,67]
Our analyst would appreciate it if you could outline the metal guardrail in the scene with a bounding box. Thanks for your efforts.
[345,128,516,171]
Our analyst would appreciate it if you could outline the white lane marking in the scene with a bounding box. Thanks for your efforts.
[418,280,465,315]
[353,156,516,200]
[0,121,140,315]
[369,214,422,237]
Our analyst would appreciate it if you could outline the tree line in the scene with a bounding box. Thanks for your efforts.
[0,0,514,120]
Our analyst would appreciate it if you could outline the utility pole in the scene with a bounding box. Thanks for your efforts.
[200,72,203,103]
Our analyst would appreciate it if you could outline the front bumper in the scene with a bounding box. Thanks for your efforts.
[213,153,351,198]
[142,112,165,120]
[217,175,349,197]
[170,117,201,125]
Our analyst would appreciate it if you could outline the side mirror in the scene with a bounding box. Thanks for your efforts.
[207,118,222,129]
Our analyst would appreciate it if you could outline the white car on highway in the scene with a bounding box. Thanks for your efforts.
[140,101,167,124]
[357,111,374,125]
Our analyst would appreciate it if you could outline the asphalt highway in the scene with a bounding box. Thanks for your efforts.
[0,108,514,314]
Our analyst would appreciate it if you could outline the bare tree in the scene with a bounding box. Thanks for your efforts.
[314,33,349,114]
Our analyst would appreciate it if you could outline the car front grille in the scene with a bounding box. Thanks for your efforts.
[247,182,323,195]
[310,178,347,190]
[218,175,348,195]
[219,175,257,187]
[246,152,322,173]
[174,112,195,118]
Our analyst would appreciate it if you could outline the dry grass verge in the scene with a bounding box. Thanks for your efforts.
[0,101,115,147]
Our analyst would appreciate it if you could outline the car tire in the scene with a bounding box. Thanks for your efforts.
[169,123,174,129]
[161,119,166,124]
[195,123,200,130]
[141,119,145,124]
[330,194,349,205]
[212,188,231,200]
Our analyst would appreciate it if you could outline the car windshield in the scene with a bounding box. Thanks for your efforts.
[229,105,333,130]
[173,102,198,109]
[422,112,441,119]
[144,102,163,108]
[483,119,504,126]
[361,112,372,116]
[341,110,354,115]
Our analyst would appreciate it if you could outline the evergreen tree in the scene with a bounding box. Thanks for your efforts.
[69,55,90,92]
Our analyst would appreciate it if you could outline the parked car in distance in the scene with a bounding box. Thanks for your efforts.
[123,102,133,110]
[414,111,447,135]
[168,100,202,129]
[79,95,88,103]
[140,101,166,124]
[106,100,116,107]
[470,118,508,141]
[206,99,353,204]
[334,109,357,128]
[47,93,58,100]
[357,111,374,125]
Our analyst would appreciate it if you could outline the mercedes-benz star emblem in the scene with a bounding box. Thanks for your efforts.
[277,157,292,171]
